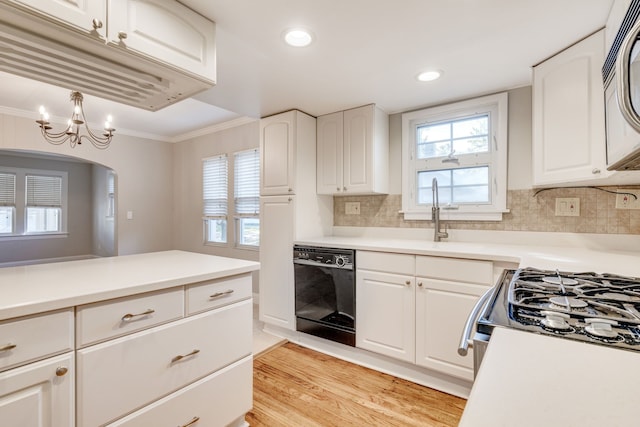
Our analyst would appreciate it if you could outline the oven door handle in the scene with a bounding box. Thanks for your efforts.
[458,286,494,356]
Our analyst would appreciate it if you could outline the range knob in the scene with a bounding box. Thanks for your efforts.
[335,256,348,267]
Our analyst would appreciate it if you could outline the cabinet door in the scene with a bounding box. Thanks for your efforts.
[108,0,216,81]
[259,195,295,329]
[260,112,296,196]
[532,30,609,185]
[356,270,415,362]
[415,278,488,380]
[343,105,374,193]
[0,352,74,427]
[5,0,106,37]
[317,111,344,194]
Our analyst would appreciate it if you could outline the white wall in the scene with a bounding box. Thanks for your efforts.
[0,112,174,256]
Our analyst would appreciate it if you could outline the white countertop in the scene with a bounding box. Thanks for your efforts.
[459,327,640,427]
[295,234,640,277]
[0,250,260,321]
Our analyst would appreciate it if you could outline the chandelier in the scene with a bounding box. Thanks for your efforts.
[36,91,115,149]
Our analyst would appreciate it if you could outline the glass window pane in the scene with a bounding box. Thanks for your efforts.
[418,123,451,143]
[26,207,60,233]
[417,141,451,159]
[206,219,227,243]
[452,116,488,139]
[452,136,489,155]
[453,186,489,203]
[0,207,13,234]
[239,218,260,246]
[417,170,452,205]
[452,167,489,185]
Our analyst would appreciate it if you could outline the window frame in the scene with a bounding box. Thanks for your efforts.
[401,92,509,221]
[0,166,68,238]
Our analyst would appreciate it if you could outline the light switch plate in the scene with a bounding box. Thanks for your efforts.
[555,198,580,217]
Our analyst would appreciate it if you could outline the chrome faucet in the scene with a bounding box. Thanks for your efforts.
[432,178,448,242]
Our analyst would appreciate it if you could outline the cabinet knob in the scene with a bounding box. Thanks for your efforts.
[118,31,128,41]
[418,282,423,287]
[592,168,601,174]
[405,280,411,286]
[55,366,68,377]
[343,186,347,191]
[92,18,103,30]
[337,187,340,191]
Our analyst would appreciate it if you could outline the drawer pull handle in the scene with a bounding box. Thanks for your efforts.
[209,289,234,299]
[56,366,68,377]
[0,343,16,352]
[121,309,155,322]
[171,349,200,364]
[180,416,200,427]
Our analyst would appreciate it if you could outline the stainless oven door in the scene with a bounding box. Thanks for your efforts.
[458,286,494,378]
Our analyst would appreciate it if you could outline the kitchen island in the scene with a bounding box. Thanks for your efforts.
[0,250,259,427]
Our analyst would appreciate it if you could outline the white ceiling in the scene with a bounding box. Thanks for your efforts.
[0,0,615,142]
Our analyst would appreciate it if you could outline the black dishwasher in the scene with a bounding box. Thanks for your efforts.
[293,245,355,346]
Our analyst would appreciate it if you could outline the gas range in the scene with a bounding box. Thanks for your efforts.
[477,267,640,352]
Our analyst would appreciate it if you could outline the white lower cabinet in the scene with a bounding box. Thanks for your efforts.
[357,250,493,381]
[77,300,252,427]
[415,279,488,380]
[0,352,74,427]
[107,356,252,427]
[356,268,415,362]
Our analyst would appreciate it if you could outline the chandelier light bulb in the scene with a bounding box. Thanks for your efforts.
[38,105,46,116]
[43,112,49,121]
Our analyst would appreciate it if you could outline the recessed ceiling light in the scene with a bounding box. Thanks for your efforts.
[283,28,314,47]
[417,70,442,82]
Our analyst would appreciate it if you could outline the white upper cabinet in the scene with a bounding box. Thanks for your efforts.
[532,30,610,185]
[4,0,107,37]
[317,104,389,195]
[260,110,297,196]
[108,0,216,81]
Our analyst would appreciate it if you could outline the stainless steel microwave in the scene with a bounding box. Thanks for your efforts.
[604,0,640,170]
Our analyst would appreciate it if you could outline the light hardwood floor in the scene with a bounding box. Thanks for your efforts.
[246,342,466,427]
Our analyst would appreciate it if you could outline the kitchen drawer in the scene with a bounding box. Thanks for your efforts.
[0,309,73,372]
[76,299,252,427]
[186,273,252,315]
[76,287,184,348]
[357,250,415,275]
[416,256,493,285]
[107,355,252,427]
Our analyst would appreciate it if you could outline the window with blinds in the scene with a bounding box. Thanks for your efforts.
[203,154,228,244]
[234,149,260,247]
[25,174,63,233]
[107,172,115,218]
[0,172,16,234]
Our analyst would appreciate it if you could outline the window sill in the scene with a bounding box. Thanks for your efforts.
[235,244,259,251]
[0,232,69,241]
[401,210,509,221]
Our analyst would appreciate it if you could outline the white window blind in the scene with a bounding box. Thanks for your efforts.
[26,175,62,207]
[234,149,260,215]
[0,173,16,206]
[203,155,228,219]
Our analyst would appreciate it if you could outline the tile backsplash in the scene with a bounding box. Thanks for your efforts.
[334,187,640,234]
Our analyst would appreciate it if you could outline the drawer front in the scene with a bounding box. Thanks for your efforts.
[416,256,493,285]
[186,273,252,315]
[76,287,184,347]
[0,309,73,372]
[77,299,252,427]
[107,356,252,427]
[357,251,415,275]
